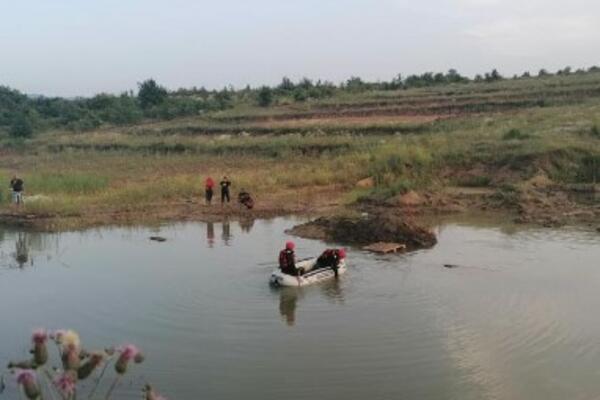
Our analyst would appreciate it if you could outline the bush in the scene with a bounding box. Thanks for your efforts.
[503,129,531,140]
[9,113,34,138]
[257,86,274,107]
[138,79,168,109]
[591,125,600,138]
[293,89,308,102]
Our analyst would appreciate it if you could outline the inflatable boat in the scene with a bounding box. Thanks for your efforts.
[269,257,347,287]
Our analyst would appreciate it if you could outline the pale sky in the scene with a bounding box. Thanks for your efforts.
[1,0,599,97]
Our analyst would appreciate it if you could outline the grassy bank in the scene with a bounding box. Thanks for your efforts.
[1,72,599,229]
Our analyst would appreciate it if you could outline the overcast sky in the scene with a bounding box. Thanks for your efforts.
[1,0,599,97]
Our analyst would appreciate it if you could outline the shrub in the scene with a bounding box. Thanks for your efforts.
[257,86,274,107]
[591,125,600,138]
[9,113,34,138]
[137,79,168,109]
[293,89,308,102]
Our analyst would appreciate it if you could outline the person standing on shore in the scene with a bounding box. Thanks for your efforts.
[205,176,215,205]
[9,175,24,207]
[220,176,231,205]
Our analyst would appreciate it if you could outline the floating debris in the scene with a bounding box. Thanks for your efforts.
[149,236,167,242]
[363,242,406,254]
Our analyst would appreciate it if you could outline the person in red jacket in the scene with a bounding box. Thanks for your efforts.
[315,248,346,277]
[205,176,215,205]
[279,241,298,276]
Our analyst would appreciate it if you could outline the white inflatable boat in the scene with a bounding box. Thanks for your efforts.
[269,257,347,287]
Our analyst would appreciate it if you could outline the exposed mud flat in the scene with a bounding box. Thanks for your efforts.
[286,214,437,250]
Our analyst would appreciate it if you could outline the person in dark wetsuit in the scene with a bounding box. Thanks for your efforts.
[279,241,298,276]
[220,176,231,204]
[10,175,24,206]
[238,189,254,210]
[315,248,346,277]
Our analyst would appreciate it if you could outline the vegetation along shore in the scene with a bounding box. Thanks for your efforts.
[1,67,599,231]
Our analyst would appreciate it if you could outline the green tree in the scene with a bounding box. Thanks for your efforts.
[257,86,274,107]
[138,79,168,109]
[9,113,34,138]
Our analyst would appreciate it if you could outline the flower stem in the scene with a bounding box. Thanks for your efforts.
[103,375,121,400]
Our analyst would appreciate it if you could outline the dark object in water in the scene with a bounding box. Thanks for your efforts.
[444,264,460,269]
[149,236,167,242]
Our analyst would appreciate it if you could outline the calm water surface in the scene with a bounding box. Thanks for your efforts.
[0,217,599,400]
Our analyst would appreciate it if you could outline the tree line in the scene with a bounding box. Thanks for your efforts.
[2,65,599,138]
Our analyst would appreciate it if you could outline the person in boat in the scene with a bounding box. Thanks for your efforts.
[279,241,298,276]
[315,248,346,277]
[205,176,215,205]
[238,189,254,210]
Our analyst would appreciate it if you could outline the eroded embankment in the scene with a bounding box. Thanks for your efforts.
[287,214,437,250]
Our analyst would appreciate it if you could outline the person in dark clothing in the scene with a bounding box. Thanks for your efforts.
[238,189,254,210]
[205,176,215,205]
[220,176,231,204]
[10,175,24,206]
[315,248,347,277]
[279,241,298,276]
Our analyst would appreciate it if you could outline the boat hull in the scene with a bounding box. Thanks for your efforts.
[270,258,347,287]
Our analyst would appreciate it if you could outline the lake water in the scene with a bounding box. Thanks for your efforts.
[0,217,599,400]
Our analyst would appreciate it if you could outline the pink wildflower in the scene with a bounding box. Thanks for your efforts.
[54,372,76,397]
[16,370,40,400]
[119,344,140,361]
[50,329,66,343]
[16,370,36,386]
[115,344,142,374]
[31,329,49,366]
[31,329,47,345]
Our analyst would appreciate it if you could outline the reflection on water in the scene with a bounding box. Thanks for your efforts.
[206,222,215,248]
[221,220,231,245]
[239,217,255,233]
[15,233,30,267]
[0,230,61,269]
[277,287,301,326]
[275,279,346,327]
[0,219,599,400]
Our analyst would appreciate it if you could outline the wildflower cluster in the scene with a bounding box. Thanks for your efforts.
[2,328,167,400]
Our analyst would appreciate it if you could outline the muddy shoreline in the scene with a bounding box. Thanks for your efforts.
[0,183,598,233]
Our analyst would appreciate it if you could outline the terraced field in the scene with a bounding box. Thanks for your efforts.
[1,71,599,229]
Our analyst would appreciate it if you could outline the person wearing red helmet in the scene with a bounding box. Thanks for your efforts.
[316,248,346,277]
[279,241,298,276]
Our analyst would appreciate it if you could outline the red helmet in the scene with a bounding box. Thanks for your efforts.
[338,248,347,259]
[286,241,295,250]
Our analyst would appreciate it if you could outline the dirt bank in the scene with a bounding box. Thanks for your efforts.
[364,181,600,229]
[287,214,437,250]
